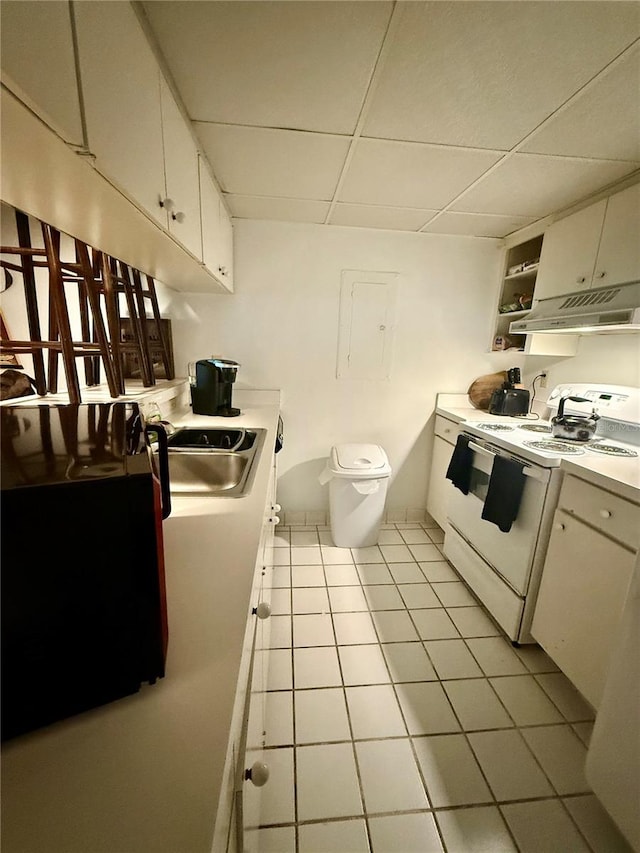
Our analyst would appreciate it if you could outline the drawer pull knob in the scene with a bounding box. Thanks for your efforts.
[245,761,270,787]
[599,509,612,519]
[253,602,272,620]
[555,522,566,531]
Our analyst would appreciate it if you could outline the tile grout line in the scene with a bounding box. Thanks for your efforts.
[259,523,600,850]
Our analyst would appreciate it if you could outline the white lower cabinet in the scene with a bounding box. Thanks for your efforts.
[531,474,639,709]
[214,459,278,853]
[426,415,458,529]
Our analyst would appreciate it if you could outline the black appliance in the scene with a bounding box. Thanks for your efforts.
[0,402,171,742]
[191,358,241,417]
[488,367,530,416]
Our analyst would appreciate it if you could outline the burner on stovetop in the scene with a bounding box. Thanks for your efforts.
[518,424,552,434]
[585,444,638,457]
[523,439,586,455]
[477,423,516,432]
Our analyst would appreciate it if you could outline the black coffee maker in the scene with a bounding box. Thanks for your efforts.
[190,358,241,417]
[488,367,530,416]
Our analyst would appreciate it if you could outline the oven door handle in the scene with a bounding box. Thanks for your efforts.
[467,440,545,482]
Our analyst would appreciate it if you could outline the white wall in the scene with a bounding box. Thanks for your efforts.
[161,219,508,513]
[523,333,640,397]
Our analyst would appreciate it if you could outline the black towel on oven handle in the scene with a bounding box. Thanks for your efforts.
[481,454,526,533]
[445,434,473,495]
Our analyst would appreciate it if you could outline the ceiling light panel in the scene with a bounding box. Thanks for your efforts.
[521,45,640,162]
[338,138,503,209]
[142,0,393,134]
[194,123,350,199]
[362,1,640,150]
[451,153,640,217]
[226,195,331,224]
[329,203,438,231]
[423,211,537,239]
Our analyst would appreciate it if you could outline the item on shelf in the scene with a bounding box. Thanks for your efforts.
[518,293,533,310]
[522,258,540,270]
[492,334,521,352]
[507,262,524,276]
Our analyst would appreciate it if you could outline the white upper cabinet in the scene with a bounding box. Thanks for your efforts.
[199,155,234,289]
[534,200,606,301]
[0,0,83,146]
[74,1,167,228]
[159,78,202,260]
[591,183,640,287]
[535,183,640,302]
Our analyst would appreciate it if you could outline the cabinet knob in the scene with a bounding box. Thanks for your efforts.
[171,211,185,223]
[269,515,280,525]
[444,428,451,434]
[272,503,282,512]
[218,265,228,276]
[599,509,612,519]
[595,271,607,279]
[245,761,269,787]
[554,522,566,531]
[252,602,272,620]
[159,196,174,211]
[576,276,586,284]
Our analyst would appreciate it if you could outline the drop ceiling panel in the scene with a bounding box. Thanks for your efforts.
[142,1,392,134]
[521,46,640,162]
[363,2,640,150]
[329,203,437,231]
[423,211,537,238]
[226,195,330,224]
[451,153,640,217]
[339,139,502,209]
[194,123,350,199]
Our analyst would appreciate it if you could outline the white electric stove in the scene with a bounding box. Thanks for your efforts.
[443,384,640,644]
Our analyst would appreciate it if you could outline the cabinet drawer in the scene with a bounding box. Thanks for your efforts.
[434,415,458,444]
[559,475,640,551]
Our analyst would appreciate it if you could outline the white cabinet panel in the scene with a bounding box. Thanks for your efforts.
[200,156,234,289]
[532,509,635,709]
[75,0,167,227]
[0,0,83,146]
[592,182,640,287]
[534,200,606,301]
[160,78,202,259]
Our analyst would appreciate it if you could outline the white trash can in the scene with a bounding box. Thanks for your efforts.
[320,443,392,547]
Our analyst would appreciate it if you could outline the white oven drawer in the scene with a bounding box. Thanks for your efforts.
[444,525,524,640]
[560,475,640,551]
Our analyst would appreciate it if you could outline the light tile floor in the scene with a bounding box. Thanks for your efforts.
[245,521,633,853]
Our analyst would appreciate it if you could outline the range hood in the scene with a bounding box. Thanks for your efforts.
[510,280,640,335]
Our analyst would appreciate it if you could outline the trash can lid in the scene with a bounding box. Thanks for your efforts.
[330,443,390,475]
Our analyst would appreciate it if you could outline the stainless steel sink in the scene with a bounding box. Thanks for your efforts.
[164,428,266,497]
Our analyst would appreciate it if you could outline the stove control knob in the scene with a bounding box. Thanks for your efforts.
[599,509,612,519]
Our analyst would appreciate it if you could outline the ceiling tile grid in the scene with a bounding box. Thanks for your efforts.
[142,1,640,238]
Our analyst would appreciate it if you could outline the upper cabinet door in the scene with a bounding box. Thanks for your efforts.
[74,1,167,228]
[592,183,640,288]
[199,155,234,290]
[534,201,606,302]
[160,78,202,261]
[0,0,83,146]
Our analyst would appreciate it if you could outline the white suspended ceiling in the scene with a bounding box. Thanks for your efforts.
[140,0,640,238]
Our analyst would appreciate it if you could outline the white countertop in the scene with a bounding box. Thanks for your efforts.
[436,393,640,502]
[0,383,282,853]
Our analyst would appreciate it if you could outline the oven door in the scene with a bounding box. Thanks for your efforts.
[447,436,551,594]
